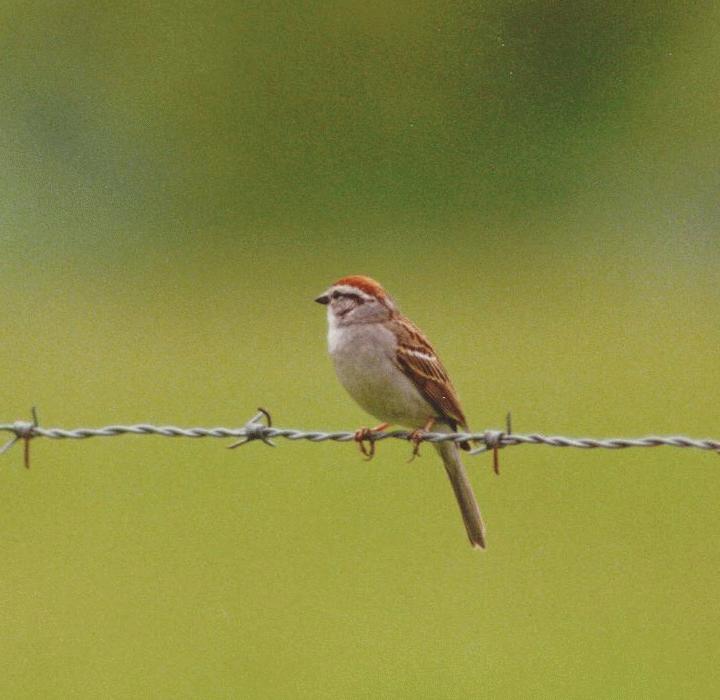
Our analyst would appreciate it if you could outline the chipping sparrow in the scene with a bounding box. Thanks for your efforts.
[315,275,486,549]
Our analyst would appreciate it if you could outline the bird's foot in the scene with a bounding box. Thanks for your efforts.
[406,418,436,462]
[354,423,390,460]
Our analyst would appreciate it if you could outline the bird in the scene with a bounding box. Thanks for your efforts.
[315,275,486,549]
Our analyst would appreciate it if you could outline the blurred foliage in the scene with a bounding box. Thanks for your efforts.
[1,2,719,698]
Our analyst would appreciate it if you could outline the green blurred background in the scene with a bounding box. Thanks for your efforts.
[2,2,719,697]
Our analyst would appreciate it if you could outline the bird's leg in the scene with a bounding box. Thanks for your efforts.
[407,417,436,461]
[354,422,390,460]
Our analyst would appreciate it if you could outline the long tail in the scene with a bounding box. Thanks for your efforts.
[434,440,486,549]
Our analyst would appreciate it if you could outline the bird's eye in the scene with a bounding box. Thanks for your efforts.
[331,291,341,300]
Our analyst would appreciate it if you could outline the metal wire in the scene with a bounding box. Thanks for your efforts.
[1,408,718,468]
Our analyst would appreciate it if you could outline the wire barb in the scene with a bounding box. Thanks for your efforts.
[468,412,512,474]
[0,407,39,468]
[469,429,505,473]
[227,408,276,449]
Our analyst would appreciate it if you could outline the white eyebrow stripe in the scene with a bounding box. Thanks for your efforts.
[331,285,375,301]
[403,348,437,362]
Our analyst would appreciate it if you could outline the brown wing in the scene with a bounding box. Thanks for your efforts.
[390,317,468,430]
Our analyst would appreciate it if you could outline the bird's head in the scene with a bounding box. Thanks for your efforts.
[315,275,397,325]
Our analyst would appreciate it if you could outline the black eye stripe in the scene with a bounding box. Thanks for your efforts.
[332,291,365,303]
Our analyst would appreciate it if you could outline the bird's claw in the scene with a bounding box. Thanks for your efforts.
[354,427,377,460]
[407,429,425,462]
[353,423,390,461]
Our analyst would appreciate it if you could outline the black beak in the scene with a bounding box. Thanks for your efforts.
[314,293,330,305]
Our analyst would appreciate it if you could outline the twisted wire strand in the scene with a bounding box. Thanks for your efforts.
[1,417,719,453]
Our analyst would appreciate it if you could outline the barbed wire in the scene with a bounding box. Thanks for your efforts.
[1,408,718,469]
